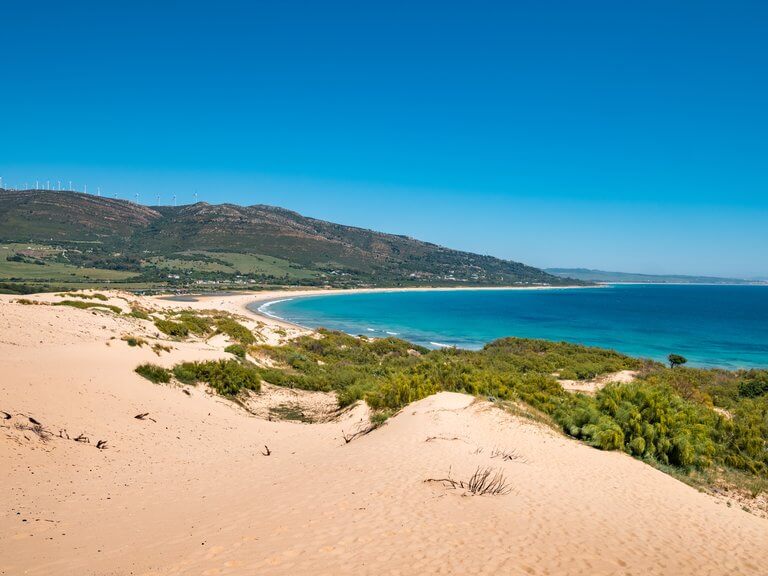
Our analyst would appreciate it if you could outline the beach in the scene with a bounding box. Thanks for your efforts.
[1,289,767,575]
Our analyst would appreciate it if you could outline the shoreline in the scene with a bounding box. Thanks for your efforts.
[176,284,596,332]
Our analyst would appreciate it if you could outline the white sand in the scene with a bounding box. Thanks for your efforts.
[1,291,766,575]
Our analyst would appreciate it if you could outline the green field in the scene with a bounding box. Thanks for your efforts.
[146,251,319,280]
[0,244,137,282]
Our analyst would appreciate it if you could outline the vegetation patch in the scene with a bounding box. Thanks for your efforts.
[269,403,313,423]
[57,292,109,301]
[225,344,247,358]
[129,307,151,320]
[122,335,148,347]
[252,330,768,480]
[154,319,190,337]
[135,363,171,384]
[54,300,122,314]
[171,359,261,395]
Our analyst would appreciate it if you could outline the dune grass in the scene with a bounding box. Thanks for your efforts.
[54,299,122,314]
[135,363,171,384]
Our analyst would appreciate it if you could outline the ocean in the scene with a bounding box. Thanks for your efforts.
[253,284,768,369]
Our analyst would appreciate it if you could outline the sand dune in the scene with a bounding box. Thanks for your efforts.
[1,292,766,575]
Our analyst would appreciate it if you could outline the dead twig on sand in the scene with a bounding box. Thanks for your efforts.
[491,447,527,463]
[96,440,108,450]
[425,435,465,443]
[342,423,378,444]
[1,411,11,420]
[74,433,90,443]
[14,422,53,443]
[261,445,271,456]
[134,412,157,423]
[426,466,512,496]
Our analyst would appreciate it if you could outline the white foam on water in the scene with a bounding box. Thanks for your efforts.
[256,298,294,320]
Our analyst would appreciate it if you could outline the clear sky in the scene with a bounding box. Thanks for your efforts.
[2,1,766,278]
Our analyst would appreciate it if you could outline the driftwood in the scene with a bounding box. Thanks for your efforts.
[182,389,192,396]
[342,423,377,444]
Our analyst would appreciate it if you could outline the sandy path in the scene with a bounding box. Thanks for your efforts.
[1,293,766,575]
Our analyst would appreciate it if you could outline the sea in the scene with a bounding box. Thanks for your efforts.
[251,284,768,369]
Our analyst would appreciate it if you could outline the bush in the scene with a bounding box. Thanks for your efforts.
[739,371,768,398]
[215,317,255,344]
[129,307,151,320]
[170,360,261,395]
[172,362,200,385]
[122,335,147,347]
[54,300,122,314]
[154,319,189,337]
[225,344,246,358]
[176,313,214,336]
[57,292,109,301]
[135,363,171,384]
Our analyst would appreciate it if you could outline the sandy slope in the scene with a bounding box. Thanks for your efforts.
[1,292,766,575]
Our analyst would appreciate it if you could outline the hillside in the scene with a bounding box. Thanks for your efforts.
[546,268,763,285]
[0,189,576,290]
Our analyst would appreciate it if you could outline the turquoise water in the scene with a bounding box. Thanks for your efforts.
[253,285,768,369]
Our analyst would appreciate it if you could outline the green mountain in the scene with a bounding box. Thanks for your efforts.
[546,268,762,285]
[0,189,578,289]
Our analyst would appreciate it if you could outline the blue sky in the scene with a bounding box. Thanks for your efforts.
[1,1,766,277]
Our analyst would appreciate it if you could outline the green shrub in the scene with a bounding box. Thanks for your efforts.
[739,371,768,398]
[129,307,151,320]
[54,300,122,314]
[171,360,261,395]
[123,335,147,347]
[135,363,171,384]
[172,362,200,385]
[154,319,189,337]
[225,344,246,358]
[215,317,255,344]
[176,313,214,336]
[57,292,109,301]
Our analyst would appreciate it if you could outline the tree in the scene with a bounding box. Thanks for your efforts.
[668,354,687,369]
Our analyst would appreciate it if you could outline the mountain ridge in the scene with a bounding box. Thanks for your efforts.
[0,189,578,288]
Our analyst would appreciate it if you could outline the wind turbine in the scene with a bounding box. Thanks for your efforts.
[97,187,101,197]
[57,180,61,190]
[173,193,177,206]
[156,193,160,205]
[69,180,72,190]
[135,192,139,204]
[46,180,50,189]
[84,184,88,194]
[194,190,198,203]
